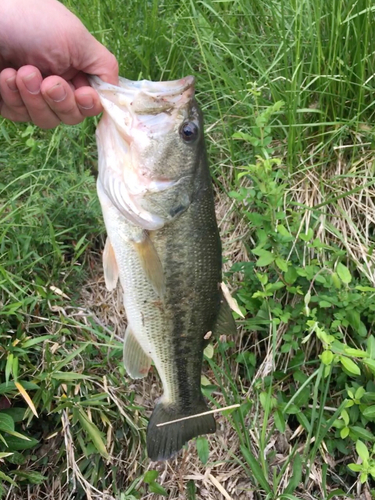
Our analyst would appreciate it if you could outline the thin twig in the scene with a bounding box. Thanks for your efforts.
[156,404,240,427]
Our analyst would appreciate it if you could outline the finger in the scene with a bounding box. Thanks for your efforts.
[93,49,119,85]
[42,77,103,123]
[0,68,31,122]
[71,72,90,89]
[70,73,104,117]
[74,86,103,117]
[16,65,60,129]
[70,72,104,116]
[0,99,31,122]
[41,75,87,125]
[0,68,23,108]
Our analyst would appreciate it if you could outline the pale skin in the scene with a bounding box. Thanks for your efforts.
[0,0,119,129]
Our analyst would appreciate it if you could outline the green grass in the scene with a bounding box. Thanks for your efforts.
[2,0,375,498]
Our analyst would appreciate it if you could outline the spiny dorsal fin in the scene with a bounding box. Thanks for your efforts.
[123,325,152,379]
[103,237,119,291]
[213,293,237,337]
[131,230,165,298]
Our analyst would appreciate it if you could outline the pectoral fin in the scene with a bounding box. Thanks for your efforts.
[103,237,119,291]
[212,293,237,338]
[123,326,152,379]
[132,231,165,298]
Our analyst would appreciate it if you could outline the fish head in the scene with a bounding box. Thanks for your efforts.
[90,75,205,230]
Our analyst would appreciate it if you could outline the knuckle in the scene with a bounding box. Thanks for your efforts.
[55,103,77,117]
[3,96,24,109]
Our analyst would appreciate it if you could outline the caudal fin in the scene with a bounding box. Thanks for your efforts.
[147,399,216,461]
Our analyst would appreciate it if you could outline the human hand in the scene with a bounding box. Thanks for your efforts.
[0,0,118,129]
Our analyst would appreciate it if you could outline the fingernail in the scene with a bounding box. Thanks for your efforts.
[77,94,94,110]
[6,76,18,92]
[23,72,41,94]
[46,83,67,103]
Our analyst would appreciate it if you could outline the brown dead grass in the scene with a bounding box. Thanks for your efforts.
[288,142,375,285]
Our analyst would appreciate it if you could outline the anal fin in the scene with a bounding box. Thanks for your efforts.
[103,237,119,291]
[123,326,152,379]
[132,230,165,298]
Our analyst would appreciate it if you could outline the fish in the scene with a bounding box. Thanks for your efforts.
[90,74,237,461]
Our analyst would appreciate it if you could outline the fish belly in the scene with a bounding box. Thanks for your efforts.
[98,180,177,401]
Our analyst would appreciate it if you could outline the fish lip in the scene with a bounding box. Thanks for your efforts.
[89,75,195,98]
[89,75,195,113]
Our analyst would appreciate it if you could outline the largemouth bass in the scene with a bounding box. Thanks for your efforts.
[90,75,236,461]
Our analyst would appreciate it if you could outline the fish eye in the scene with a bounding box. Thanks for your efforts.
[180,121,199,142]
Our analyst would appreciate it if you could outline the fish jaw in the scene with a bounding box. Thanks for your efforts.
[95,113,172,230]
[90,75,202,230]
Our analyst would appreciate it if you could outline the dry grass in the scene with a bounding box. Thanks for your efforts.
[289,140,375,285]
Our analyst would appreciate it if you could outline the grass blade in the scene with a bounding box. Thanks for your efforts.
[240,445,271,494]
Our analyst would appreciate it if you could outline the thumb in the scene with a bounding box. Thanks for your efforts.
[73,33,119,85]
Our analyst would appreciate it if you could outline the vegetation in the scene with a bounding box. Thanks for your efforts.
[1,0,375,498]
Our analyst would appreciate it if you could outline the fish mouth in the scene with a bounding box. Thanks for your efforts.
[89,75,195,114]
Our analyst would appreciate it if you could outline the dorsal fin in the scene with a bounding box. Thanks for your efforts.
[213,293,237,337]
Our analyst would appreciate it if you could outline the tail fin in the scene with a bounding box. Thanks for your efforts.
[147,399,216,461]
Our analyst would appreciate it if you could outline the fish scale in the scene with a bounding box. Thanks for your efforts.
[91,74,237,461]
